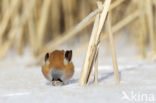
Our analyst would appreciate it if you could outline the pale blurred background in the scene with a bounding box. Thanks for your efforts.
[0,0,156,63]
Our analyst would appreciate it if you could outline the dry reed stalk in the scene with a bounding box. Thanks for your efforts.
[74,10,140,58]
[137,0,146,58]
[18,33,24,55]
[80,1,89,19]
[79,0,90,34]
[68,0,76,27]
[109,0,125,10]
[94,44,99,85]
[0,0,36,59]
[86,12,100,85]
[33,0,42,27]
[0,41,10,59]
[26,0,37,56]
[150,0,156,61]
[86,47,98,85]
[106,14,120,83]
[87,46,100,85]
[24,0,36,50]
[40,0,126,59]
[154,0,156,5]
[62,0,68,30]
[28,13,37,55]
[145,0,156,53]
[0,0,21,59]
[155,2,156,39]
[14,16,24,55]
[62,0,75,31]
[79,0,111,86]
[79,13,100,86]
[94,54,98,84]
[86,1,102,85]
[37,0,51,53]
[0,0,20,46]
[17,0,36,52]
[51,0,61,36]
[15,0,25,55]
[0,15,19,59]
[1,0,9,15]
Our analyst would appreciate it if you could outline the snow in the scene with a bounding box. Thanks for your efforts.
[0,37,156,103]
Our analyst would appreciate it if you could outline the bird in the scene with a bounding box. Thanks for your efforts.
[42,50,74,86]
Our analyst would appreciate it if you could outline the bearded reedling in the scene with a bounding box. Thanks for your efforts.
[42,50,74,86]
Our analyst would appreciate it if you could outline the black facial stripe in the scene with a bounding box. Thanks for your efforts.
[69,50,72,61]
[45,53,49,62]
[65,51,69,59]
[65,50,72,62]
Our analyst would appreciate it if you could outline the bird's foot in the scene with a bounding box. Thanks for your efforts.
[52,80,64,86]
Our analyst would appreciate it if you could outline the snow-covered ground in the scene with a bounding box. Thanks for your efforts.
[0,36,156,103]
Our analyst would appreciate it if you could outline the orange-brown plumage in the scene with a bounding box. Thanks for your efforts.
[49,50,65,70]
[42,50,74,85]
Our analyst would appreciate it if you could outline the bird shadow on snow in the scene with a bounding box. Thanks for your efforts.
[45,79,79,86]
[65,79,79,85]
[46,63,142,86]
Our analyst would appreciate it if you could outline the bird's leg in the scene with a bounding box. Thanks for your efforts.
[51,78,64,86]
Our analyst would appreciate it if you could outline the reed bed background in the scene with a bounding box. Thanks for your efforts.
[0,0,156,61]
